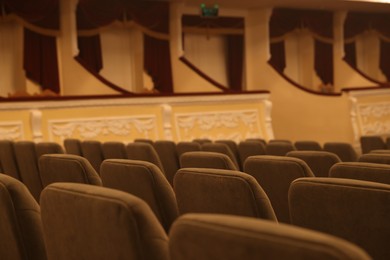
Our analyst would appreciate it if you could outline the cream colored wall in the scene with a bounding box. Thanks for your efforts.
[256,63,354,146]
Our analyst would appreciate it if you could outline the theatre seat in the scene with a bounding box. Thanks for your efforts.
[0,174,47,260]
[329,162,390,185]
[201,143,240,170]
[180,151,238,170]
[126,142,165,173]
[100,159,179,233]
[38,154,102,188]
[359,153,390,165]
[80,140,104,173]
[174,168,277,221]
[244,155,314,223]
[40,183,169,260]
[360,135,386,154]
[101,141,127,159]
[323,142,358,162]
[287,151,341,177]
[289,177,390,260]
[294,140,322,151]
[169,214,371,260]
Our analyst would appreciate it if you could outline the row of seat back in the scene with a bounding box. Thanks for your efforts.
[0,140,64,201]
[1,174,371,260]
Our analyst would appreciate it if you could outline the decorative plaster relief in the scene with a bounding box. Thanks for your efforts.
[357,102,390,136]
[0,121,23,140]
[48,115,158,141]
[174,109,263,142]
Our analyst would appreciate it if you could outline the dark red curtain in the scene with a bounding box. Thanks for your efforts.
[227,35,244,91]
[270,8,334,85]
[23,29,60,93]
[269,41,286,73]
[380,40,390,81]
[144,35,173,93]
[344,42,356,68]
[1,0,61,94]
[76,0,172,92]
[77,35,103,73]
[315,40,333,85]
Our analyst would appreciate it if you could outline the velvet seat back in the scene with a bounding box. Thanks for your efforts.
[329,162,390,185]
[287,151,341,177]
[289,177,390,260]
[169,214,371,260]
[244,155,314,223]
[180,151,238,170]
[0,174,47,260]
[324,142,358,162]
[38,154,102,188]
[174,168,277,221]
[101,159,179,233]
[40,183,169,260]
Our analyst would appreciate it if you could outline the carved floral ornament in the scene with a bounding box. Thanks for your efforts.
[358,103,390,135]
[49,116,157,140]
[0,122,23,141]
[175,110,263,142]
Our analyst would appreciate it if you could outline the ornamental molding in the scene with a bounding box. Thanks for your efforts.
[174,109,263,142]
[48,115,158,141]
[356,102,390,136]
[0,121,23,141]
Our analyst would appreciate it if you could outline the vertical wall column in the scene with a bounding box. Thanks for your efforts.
[245,8,272,91]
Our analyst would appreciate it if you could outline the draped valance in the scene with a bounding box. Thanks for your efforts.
[77,0,169,35]
[270,8,333,39]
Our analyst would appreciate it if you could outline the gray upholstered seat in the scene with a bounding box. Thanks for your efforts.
[38,154,102,188]
[13,141,43,202]
[40,183,169,260]
[169,214,371,260]
[101,141,127,159]
[126,142,165,173]
[201,142,240,170]
[35,142,65,158]
[176,141,201,159]
[287,151,341,177]
[180,151,238,170]
[358,153,390,165]
[329,162,390,185]
[0,174,47,260]
[244,155,314,223]
[100,159,179,232]
[237,140,266,168]
[63,138,82,155]
[0,140,21,180]
[360,135,386,154]
[265,142,296,156]
[80,140,105,173]
[154,140,180,186]
[294,140,322,151]
[174,168,277,221]
[289,177,390,260]
[323,142,358,162]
